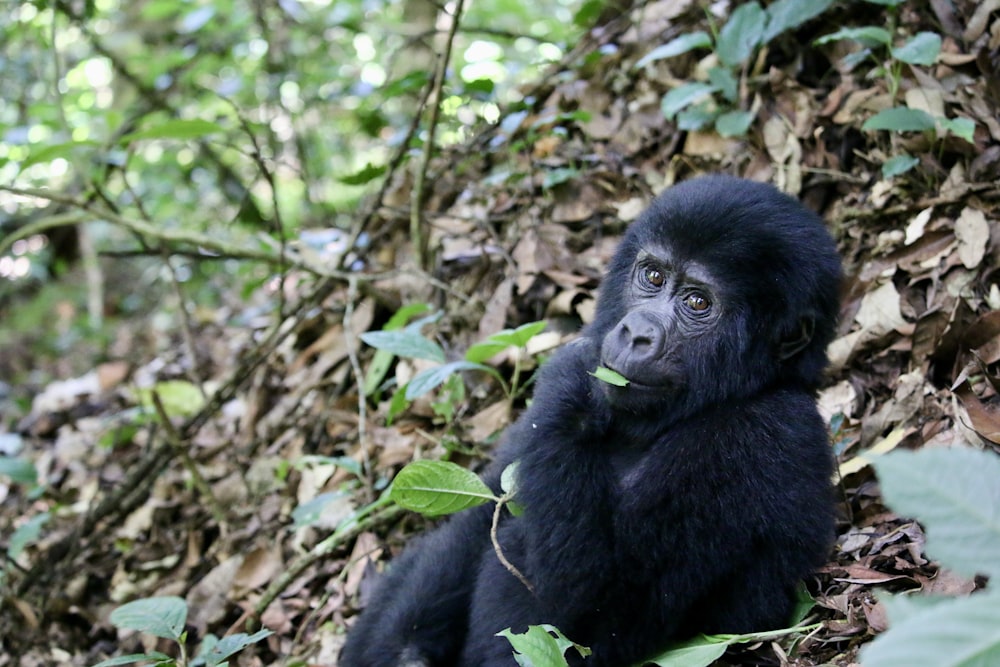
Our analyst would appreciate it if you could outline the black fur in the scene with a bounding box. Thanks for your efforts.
[340,175,841,666]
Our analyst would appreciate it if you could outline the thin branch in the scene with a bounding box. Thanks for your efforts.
[491,499,535,594]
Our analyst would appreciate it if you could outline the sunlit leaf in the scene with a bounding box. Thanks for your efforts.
[862,107,936,132]
[120,119,224,143]
[717,2,766,67]
[815,26,892,48]
[109,596,188,640]
[359,329,446,362]
[763,0,834,43]
[881,153,919,178]
[662,82,718,119]
[405,360,497,399]
[891,32,942,65]
[498,624,591,667]
[20,140,100,170]
[646,634,731,667]
[715,110,754,137]
[590,367,629,386]
[635,32,713,68]
[390,460,495,516]
[938,116,975,143]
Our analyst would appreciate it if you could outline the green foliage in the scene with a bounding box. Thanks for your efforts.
[497,624,591,666]
[390,459,497,516]
[590,366,629,386]
[646,622,822,667]
[861,448,1000,666]
[648,0,834,137]
[91,596,272,667]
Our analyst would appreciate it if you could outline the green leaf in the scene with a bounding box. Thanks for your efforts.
[20,140,100,170]
[390,460,496,516]
[405,360,496,400]
[590,367,629,386]
[291,491,350,528]
[500,461,520,496]
[192,630,273,667]
[662,82,718,119]
[0,456,38,486]
[542,167,579,190]
[717,2,766,67]
[763,0,834,43]
[467,320,547,362]
[635,32,713,68]
[881,153,919,178]
[862,107,936,133]
[676,104,718,131]
[498,625,590,667]
[338,162,386,185]
[109,596,188,640]
[89,652,174,667]
[939,116,976,143]
[363,303,435,396]
[120,119,224,143]
[891,32,942,65]
[134,380,206,418]
[707,66,738,103]
[872,447,1000,578]
[8,513,49,559]
[815,26,892,48]
[860,590,1000,667]
[715,110,755,137]
[359,329,446,363]
[646,634,731,667]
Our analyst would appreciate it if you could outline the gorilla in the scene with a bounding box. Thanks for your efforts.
[340,175,842,666]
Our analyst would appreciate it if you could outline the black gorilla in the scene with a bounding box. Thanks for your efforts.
[340,175,842,666]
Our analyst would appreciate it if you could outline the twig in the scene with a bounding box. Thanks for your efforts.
[491,499,534,594]
[344,275,375,499]
[410,0,467,270]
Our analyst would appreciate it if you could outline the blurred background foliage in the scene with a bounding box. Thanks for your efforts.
[0,0,595,384]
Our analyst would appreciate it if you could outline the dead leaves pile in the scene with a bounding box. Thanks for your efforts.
[3,0,1000,666]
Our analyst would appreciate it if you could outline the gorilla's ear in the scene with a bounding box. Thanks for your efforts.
[778,317,814,360]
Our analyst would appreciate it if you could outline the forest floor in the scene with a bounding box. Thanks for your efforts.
[3,0,1000,666]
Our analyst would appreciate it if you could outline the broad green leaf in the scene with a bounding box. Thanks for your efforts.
[715,110,755,137]
[646,634,731,667]
[635,32,713,68]
[763,0,834,43]
[90,652,173,667]
[939,117,975,143]
[467,320,547,362]
[359,329,445,362]
[676,103,718,131]
[881,154,919,178]
[20,140,100,170]
[590,367,629,386]
[338,162,386,185]
[500,461,520,495]
[109,596,188,640]
[8,512,49,559]
[815,26,892,48]
[542,167,579,190]
[662,83,718,119]
[405,360,497,400]
[0,456,37,486]
[707,66,738,103]
[860,590,1000,667]
[717,2,766,67]
[891,32,942,65]
[363,303,435,395]
[862,107,936,133]
[873,447,1000,578]
[134,380,205,418]
[390,460,495,516]
[291,491,350,528]
[498,625,590,667]
[192,630,273,667]
[120,119,224,143]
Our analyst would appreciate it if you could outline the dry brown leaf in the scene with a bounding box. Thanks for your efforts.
[954,206,990,269]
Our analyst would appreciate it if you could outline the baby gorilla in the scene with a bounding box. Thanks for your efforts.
[340,175,842,666]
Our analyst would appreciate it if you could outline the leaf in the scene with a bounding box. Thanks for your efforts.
[467,320,547,362]
[359,329,446,362]
[881,153,919,178]
[191,630,273,667]
[498,625,590,667]
[7,513,49,559]
[635,32,713,68]
[338,162,386,185]
[763,0,834,43]
[646,634,732,667]
[938,117,975,143]
[0,456,38,486]
[89,652,174,667]
[134,380,206,418]
[891,32,942,66]
[862,107,936,133]
[590,367,629,386]
[500,461,520,496]
[815,26,892,48]
[405,360,497,400]
[715,110,755,137]
[676,104,718,131]
[390,460,496,516]
[109,596,188,640]
[363,303,435,395]
[707,66,738,103]
[716,2,766,68]
[661,82,718,119]
[20,140,100,170]
[860,590,1000,667]
[872,447,1000,578]
[120,119,224,143]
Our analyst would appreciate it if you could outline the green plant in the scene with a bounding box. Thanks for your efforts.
[639,0,834,137]
[360,313,547,423]
[860,447,1000,666]
[90,596,271,667]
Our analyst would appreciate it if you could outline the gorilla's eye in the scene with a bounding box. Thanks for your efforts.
[643,268,665,287]
[685,294,711,312]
